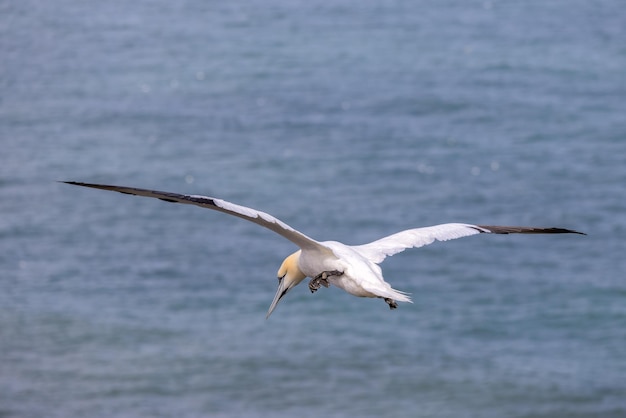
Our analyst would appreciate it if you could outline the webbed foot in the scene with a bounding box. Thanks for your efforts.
[309,270,343,293]
[384,298,398,310]
[308,277,326,293]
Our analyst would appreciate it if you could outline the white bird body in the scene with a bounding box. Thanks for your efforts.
[62,182,584,318]
[302,242,410,300]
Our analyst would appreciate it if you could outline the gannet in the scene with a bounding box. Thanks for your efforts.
[62,182,584,318]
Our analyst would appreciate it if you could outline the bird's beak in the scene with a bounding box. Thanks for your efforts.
[266,279,291,319]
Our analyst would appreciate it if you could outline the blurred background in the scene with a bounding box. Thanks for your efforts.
[1,0,625,417]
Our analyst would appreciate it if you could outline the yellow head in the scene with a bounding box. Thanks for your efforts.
[266,250,306,318]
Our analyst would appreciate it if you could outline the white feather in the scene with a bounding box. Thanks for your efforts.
[353,223,485,264]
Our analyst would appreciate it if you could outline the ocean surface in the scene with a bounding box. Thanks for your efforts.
[1,1,625,417]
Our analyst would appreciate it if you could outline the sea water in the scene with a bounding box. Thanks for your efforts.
[1,1,625,416]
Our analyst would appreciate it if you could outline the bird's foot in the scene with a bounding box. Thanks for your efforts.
[384,298,398,310]
[309,270,343,293]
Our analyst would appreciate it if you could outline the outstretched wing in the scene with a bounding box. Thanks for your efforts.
[353,223,584,264]
[62,181,328,252]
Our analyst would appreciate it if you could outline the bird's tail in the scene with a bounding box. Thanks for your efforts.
[387,288,412,303]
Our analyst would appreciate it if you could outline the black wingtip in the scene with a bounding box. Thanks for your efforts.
[541,227,586,235]
[60,181,89,186]
[562,228,586,235]
[476,225,586,235]
[60,181,126,193]
[61,181,110,188]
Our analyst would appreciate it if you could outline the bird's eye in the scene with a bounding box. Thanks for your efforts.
[277,275,285,283]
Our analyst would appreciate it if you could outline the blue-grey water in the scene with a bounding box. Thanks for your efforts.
[2,1,625,417]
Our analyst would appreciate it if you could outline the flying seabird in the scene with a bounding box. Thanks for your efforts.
[62,182,584,318]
